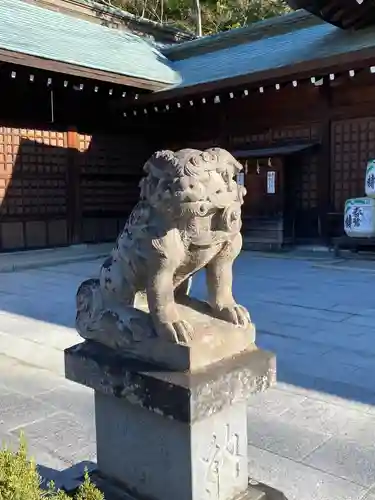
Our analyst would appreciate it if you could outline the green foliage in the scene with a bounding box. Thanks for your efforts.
[96,0,290,35]
[0,434,104,500]
[0,434,41,500]
[75,471,104,500]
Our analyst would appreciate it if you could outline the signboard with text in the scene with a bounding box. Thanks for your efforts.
[267,171,276,194]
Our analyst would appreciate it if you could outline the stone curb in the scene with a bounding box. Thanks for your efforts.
[244,249,375,268]
[0,252,108,273]
[243,250,339,263]
[312,262,375,273]
[0,244,112,273]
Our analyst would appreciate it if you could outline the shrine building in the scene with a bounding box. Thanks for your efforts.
[1,0,375,251]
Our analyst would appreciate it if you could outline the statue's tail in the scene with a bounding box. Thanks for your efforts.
[75,278,156,348]
[76,278,103,340]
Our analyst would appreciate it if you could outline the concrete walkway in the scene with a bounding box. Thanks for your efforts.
[1,250,375,499]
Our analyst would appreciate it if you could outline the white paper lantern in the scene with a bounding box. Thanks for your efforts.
[365,159,375,198]
[344,198,375,237]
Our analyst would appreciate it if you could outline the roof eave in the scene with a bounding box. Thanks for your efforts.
[132,44,375,103]
[0,47,178,91]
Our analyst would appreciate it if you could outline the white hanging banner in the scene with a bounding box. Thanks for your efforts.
[267,171,276,194]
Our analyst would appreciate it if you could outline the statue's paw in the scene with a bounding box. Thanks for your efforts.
[216,304,251,327]
[156,320,194,344]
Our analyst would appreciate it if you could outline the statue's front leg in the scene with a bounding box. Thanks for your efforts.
[147,259,193,343]
[206,233,251,327]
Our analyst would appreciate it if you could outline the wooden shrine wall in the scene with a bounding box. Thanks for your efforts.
[5,74,375,251]
[330,117,375,212]
[157,84,324,239]
[76,132,151,244]
[0,126,69,250]
[330,80,375,213]
[155,79,375,240]
[229,124,320,211]
[221,85,323,231]
[0,124,151,251]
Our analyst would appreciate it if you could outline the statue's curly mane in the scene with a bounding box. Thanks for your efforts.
[139,148,245,213]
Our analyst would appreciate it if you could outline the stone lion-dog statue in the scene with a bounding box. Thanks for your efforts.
[76,148,253,360]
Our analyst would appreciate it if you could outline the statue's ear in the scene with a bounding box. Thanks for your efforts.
[233,160,243,173]
[147,150,182,179]
[157,149,175,157]
[144,150,173,171]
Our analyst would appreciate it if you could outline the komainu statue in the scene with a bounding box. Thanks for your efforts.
[76,148,255,369]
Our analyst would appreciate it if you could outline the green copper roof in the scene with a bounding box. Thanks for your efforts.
[163,10,375,90]
[0,0,180,87]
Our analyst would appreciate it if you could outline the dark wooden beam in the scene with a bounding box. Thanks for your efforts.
[329,8,347,24]
[66,128,82,245]
[317,79,332,243]
[319,2,340,18]
[343,4,375,29]
[0,48,171,92]
[286,0,375,29]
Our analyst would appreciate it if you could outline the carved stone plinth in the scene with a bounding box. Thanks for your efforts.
[65,341,287,500]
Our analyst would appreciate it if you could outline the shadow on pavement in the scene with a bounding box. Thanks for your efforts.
[38,460,97,492]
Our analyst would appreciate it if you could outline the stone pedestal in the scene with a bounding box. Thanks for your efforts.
[65,341,287,500]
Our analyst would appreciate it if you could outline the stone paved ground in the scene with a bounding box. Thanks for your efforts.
[1,252,375,499]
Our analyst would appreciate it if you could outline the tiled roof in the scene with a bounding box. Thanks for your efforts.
[163,10,375,90]
[0,0,180,87]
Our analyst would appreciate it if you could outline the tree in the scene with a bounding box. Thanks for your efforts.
[95,0,289,35]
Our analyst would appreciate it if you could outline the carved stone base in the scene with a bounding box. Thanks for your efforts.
[65,341,287,500]
[76,286,256,372]
[96,393,248,500]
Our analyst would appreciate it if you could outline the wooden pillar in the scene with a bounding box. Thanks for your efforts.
[318,80,332,244]
[66,127,82,245]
